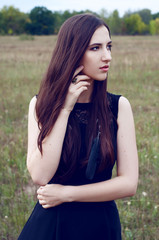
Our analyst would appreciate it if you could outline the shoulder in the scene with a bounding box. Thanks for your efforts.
[107,93,133,122]
[118,96,134,126]
[118,96,132,114]
[29,96,37,109]
[28,96,38,121]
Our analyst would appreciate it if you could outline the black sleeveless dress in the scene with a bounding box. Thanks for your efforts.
[18,92,122,240]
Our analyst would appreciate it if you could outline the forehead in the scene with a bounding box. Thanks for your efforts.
[89,26,111,44]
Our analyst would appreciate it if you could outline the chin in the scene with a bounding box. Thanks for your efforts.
[95,76,107,81]
[96,73,108,81]
[87,73,107,82]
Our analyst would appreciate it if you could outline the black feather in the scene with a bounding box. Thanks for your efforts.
[85,130,100,180]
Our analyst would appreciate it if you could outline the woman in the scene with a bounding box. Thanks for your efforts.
[18,14,138,240]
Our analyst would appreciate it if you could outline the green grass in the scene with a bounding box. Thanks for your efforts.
[0,35,159,240]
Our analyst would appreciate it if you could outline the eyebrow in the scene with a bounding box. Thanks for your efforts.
[89,41,112,47]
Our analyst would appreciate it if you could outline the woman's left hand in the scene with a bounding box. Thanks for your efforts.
[37,184,67,208]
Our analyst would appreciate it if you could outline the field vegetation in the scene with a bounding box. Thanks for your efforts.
[0,35,159,239]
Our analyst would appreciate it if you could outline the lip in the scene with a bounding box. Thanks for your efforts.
[99,65,109,72]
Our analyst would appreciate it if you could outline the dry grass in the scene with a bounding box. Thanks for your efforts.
[0,35,159,240]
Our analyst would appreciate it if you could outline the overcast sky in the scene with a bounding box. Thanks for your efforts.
[0,0,158,17]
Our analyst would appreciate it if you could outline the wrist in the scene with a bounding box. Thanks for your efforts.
[61,107,72,115]
[62,185,76,203]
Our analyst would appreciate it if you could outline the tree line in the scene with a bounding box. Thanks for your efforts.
[0,6,159,35]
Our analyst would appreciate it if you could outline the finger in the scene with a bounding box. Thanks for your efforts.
[74,86,89,97]
[73,81,90,90]
[69,82,90,95]
[37,187,49,196]
[73,65,84,78]
[37,194,43,200]
[37,189,44,196]
[72,75,91,85]
[39,199,46,205]
[78,75,91,81]
[42,204,51,209]
[37,189,40,195]
[42,201,60,208]
[37,186,44,194]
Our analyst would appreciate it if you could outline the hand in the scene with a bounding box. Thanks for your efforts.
[37,184,66,208]
[62,66,91,112]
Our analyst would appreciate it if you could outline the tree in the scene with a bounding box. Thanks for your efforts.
[61,10,73,23]
[53,11,64,34]
[99,8,109,20]
[152,12,159,20]
[0,6,28,34]
[106,10,122,35]
[0,11,5,34]
[53,9,93,34]
[149,18,159,35]
[137,9,152,24]
[156,18,159,34]
[149,20,156,35]
[124,14,147,35]
[0,6,157,36]
[28,6,55,35]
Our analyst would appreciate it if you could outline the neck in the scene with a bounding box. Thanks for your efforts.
[77,80,94,103]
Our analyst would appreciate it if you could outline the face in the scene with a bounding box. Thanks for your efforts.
[80,25,112,81]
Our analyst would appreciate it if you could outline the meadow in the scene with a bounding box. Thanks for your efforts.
[0,34,159,240]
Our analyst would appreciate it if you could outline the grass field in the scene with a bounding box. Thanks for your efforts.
[0,35,159,240]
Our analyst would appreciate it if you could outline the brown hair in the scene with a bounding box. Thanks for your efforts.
[36,14,114,182]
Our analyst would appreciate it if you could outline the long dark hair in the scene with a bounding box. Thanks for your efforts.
[36,14,114,182]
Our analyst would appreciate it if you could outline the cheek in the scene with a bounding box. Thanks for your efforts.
[82,64,93,76]
[81,56,95,74]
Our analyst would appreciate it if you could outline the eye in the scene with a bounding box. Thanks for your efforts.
[90,46,99,51]
[107,44,112,51]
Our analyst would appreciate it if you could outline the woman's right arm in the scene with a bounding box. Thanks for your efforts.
[27,96,71,186]
[27,66,90,186]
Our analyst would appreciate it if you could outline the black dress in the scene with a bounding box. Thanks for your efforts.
[18,92,122,240]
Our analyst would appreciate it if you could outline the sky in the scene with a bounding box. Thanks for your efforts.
[0,0,159,17]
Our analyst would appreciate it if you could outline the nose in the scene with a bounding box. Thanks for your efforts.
[101,49,112,62]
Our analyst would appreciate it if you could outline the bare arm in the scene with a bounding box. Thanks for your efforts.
[27,97,71,185]
[37,96,138,207]
[68,97,138,201]
[27,66,91,185]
